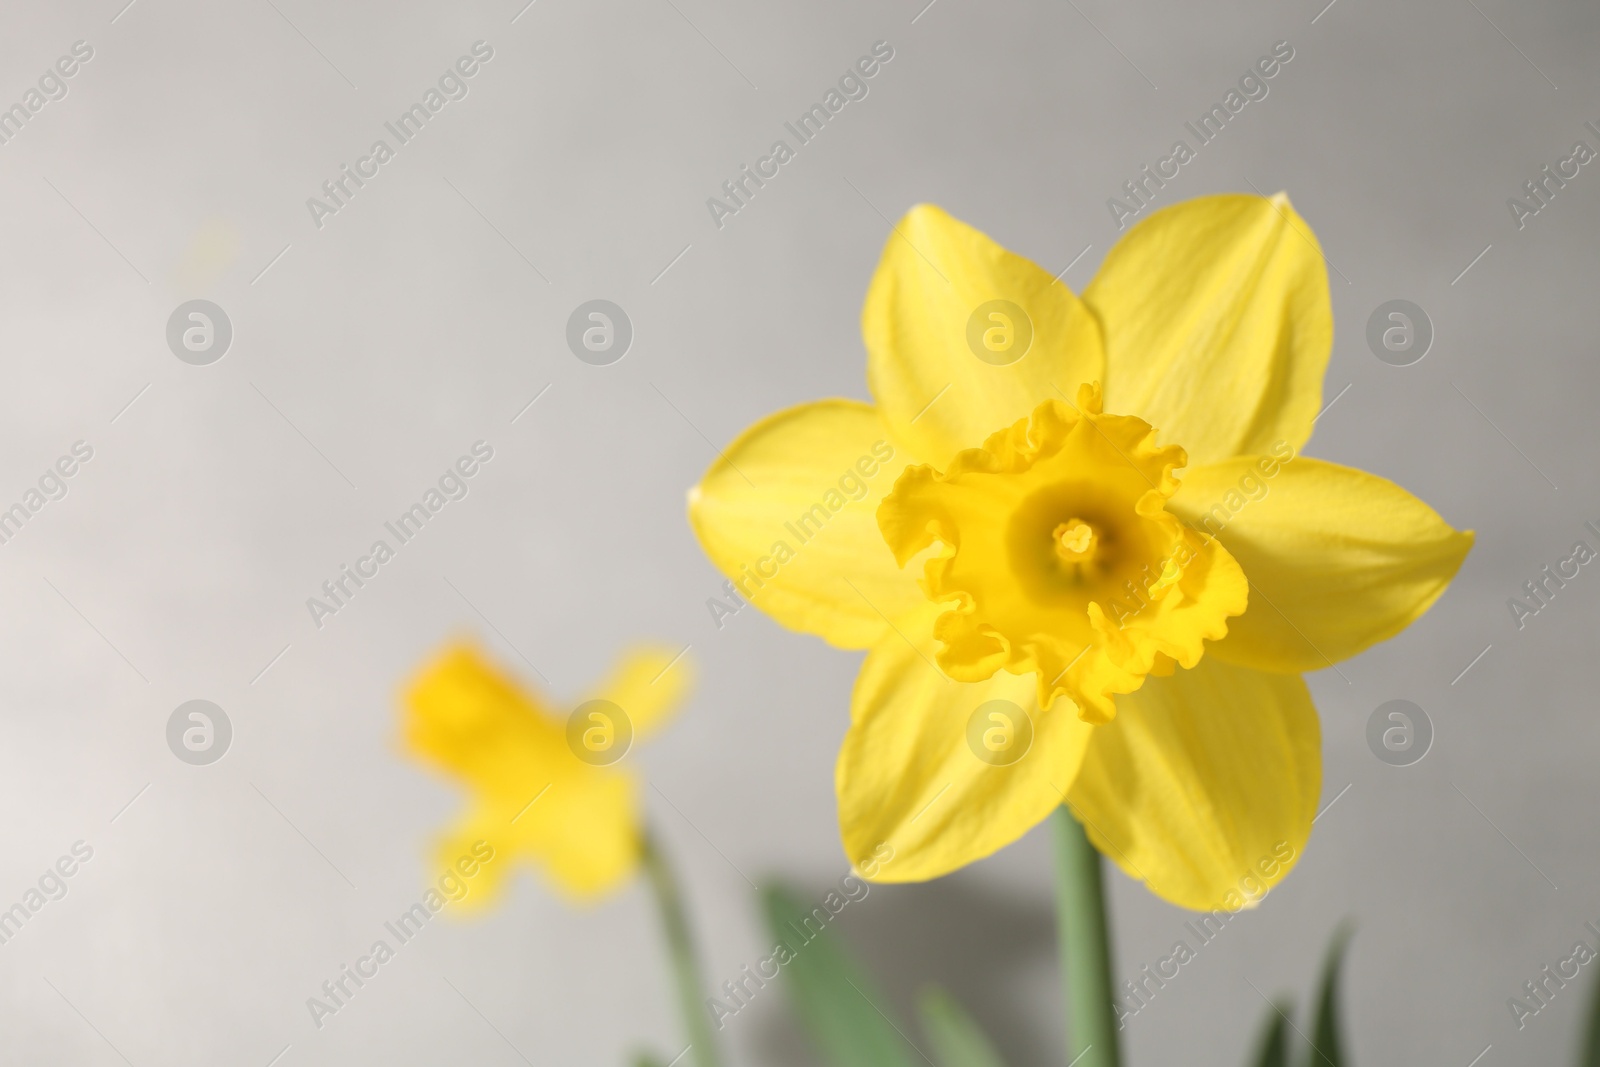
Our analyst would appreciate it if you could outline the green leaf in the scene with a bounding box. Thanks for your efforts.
[631,1053,668,1067]
[1579,967,1600,1066]
[1303,924,1354,1067]
[917,986,1007,1067]
[1249,1001,1292,1067]
[760,884,918,1067]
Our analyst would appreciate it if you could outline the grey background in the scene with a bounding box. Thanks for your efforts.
[0,0,1593,1063]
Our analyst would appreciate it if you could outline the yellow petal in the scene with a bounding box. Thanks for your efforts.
[432,814,514,912]
[863,204,1105,468]
[688,399,922,649]
[521,771,642,900]
[584,645,694,740]
[837,607,1097,881]
[1067,657,1320,911]
[1170,455,1473,673]
[1088,193,1332,467]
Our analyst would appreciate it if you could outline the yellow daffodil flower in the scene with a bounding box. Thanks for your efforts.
[688,194,1471,911]
[402,641,692,906]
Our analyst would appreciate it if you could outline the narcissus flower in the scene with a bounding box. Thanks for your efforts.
[402,641,691,906]
[688,194,1471,910]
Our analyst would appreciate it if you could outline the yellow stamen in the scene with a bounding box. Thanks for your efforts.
[1053,519,1098,564]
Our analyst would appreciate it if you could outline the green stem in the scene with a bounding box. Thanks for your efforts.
[1052,806,1121,1067]
[639,825,723,1067]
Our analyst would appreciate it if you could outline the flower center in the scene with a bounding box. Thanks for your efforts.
[1052,519,1098,565]
[876,384,1249,724]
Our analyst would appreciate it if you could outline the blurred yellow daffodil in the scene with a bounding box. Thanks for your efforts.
[402,641,692,906]
[688,194,1471,911]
